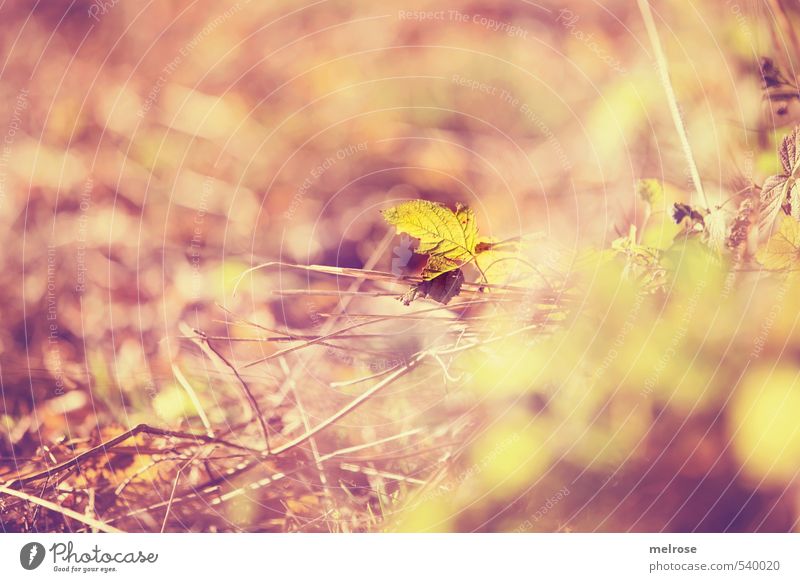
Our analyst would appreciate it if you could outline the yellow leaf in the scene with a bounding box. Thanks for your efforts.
[418,254,462,280]
[756,214,800,269]
[382,200,478,280]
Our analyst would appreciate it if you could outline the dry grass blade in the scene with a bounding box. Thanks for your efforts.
[235,261,553,296]
[237,300,488,369]
[0,483,123,533]
[4,424,256,488]
[180,322,272,452]
[269,354,426,456]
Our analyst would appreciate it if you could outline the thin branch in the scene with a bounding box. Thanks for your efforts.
[269,352,426,457]
[234,260,552,295]
[160,452,201,533]
[171,363,215,438]
[637,0,708,209]
[180,323,271,452]
[178,331,468,342]
[238,300,490,369]
[0,483,123,533]
[116,426,429,522]
[338,463,426,486]
[4,424,256,488]
[329,365,403,388]
[320,428,423,460]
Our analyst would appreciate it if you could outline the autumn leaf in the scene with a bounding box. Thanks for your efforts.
[382,200,480,280]
[759,127,800,232]
[756,214,800,270]
[416,254,459,280]
[400,269,465,306]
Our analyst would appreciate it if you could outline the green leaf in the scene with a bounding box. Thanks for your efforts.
[418,254,461,280]
[382,200,479,280]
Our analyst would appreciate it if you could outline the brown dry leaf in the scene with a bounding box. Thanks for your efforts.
[400,268,465,306]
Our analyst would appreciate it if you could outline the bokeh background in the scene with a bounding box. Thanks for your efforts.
[1,0,799,532]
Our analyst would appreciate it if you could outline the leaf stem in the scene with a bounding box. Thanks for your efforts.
[637,0,709,210]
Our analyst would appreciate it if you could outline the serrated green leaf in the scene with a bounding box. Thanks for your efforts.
[419,254,461,280]
[382,200,479,280]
